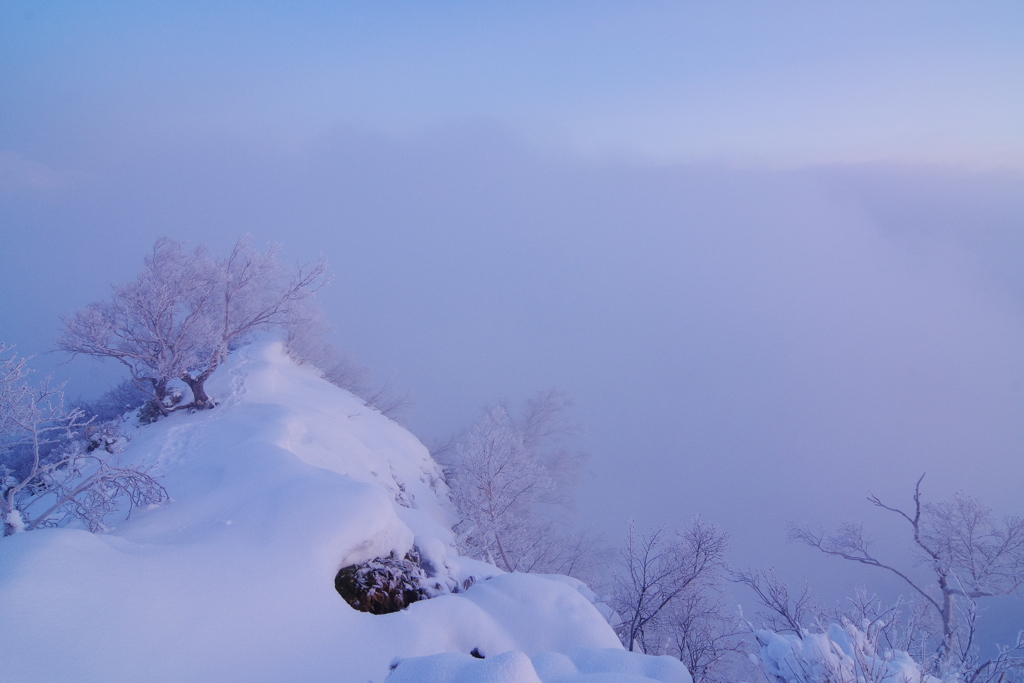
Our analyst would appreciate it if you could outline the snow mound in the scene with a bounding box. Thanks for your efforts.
[0,342,679,683]
[388,648,692,683]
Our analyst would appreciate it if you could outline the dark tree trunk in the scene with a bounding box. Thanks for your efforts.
[183,377,211,410]
[182,367,217,410]
[148,377,169,406]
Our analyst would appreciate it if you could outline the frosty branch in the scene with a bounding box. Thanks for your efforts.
[1,345,167,535]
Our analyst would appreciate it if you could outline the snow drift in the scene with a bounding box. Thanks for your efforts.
[0,342,690,683]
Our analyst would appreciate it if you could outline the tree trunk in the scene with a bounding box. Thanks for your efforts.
[182,372,215,410]
[939,576,955,666]
[494,530,513,573]
[147,377,171,415]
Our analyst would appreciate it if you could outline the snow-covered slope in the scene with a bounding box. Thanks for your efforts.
[0,343,689,683]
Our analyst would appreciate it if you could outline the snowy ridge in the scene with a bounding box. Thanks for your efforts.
[0,342,690,683]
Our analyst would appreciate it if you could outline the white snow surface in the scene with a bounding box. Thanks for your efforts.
[387,649,692,683]
[0,342,681,683]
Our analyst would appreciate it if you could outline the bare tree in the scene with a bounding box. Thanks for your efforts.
[789,475,1024,679]
[733,567,816,638]
[663,588,749,683]
[58,236,327,416]
[612,519,729,653]
[1,345,166,535]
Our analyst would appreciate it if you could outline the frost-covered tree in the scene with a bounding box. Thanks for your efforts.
[58,236,327,415]
[789,475,1024,681]
[442,389,590,575]
[1,345,166,535]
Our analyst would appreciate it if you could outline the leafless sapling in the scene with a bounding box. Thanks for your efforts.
[732,567,816,638]
[613,519,729,653]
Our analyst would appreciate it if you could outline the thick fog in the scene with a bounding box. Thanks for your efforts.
[3,1,1023,640]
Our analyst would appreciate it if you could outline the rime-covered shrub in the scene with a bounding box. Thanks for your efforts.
[75,380,149,423]
[756,623,942,683]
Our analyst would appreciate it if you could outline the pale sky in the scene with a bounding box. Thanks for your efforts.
[3,2,1024,166]
[3,0,1024,636]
